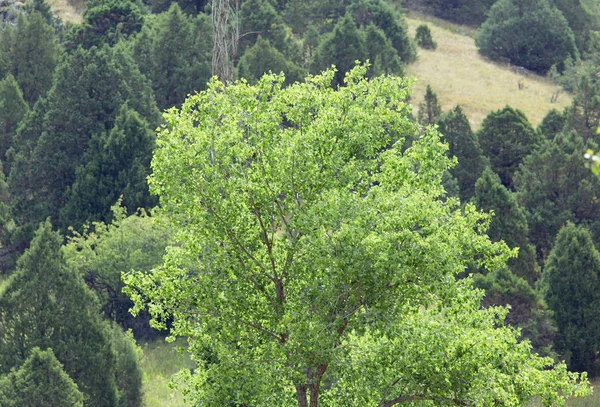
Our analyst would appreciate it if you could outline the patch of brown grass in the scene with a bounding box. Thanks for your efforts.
[405,14,572,130]
[45,0,84,24]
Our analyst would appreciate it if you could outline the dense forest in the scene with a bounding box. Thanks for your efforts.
[1,0,600,405]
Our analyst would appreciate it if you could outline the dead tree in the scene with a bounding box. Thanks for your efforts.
[212,0,240,84]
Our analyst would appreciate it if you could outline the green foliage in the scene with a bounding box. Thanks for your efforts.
[538,108,567,139]
[61,105,157,228]
[478,106,539,190]
[437,105,487,201]
[476,0,578,74]
[131,3,211,110]
[415,23,436,49]
[110,326,143,407]
[125,66,588,406]
[553,0,600,54]
[472,168,539,284]
[362,23,404,77]
[564,68,600,141]
[8,44,159,235]
[0,75,28,170]
[65,0,145,49]
[63,201,172,338]
[422,0,497,25]
[237,37,306,85]
[543,223,600,375]
[417,84,442,125]
[0,221,118,406]
[515,131,600,262]
[0,11,60,105]
[0,348,84,407]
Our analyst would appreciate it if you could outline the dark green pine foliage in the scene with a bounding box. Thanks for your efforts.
[110,326,142,407]
[8,45,159,234]
[132,3,211,110]
[237,37,306,85]
[563,72,600,142]
[347,0,416,64]
[0,348,84,407]
[473,268,557,357]
[415,24,436,49]
[472,168,539,284]
[1,11,60,105]
[417,84,442,125]
[422,0,497,25]
[311,13,365,87]
[61,105,157,228]
[150,0,208,14]
[477,106,539,190]
[363,23,404,77]
[476,0,578,73]
[0,75,28,171]
[553,0,600,53]
[437,105,487,201]
[538,108,566,140]
[543,223,600,375]
[65,0,145,49]
[515,131,600,263]
[0,221,118,406]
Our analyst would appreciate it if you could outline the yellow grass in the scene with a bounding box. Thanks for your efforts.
[405,14,572,130]
[45,0,84,24]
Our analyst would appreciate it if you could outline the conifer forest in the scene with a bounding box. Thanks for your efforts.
[2,0,600,406]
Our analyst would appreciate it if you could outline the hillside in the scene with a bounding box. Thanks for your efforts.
[405,14,572,129]
[46,0,83,23]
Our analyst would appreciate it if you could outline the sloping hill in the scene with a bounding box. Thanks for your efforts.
[405,14,572,130]
[46,0,83,24]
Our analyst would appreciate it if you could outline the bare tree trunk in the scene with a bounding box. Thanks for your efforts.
[296,384,309,407]
[212,0,239,83]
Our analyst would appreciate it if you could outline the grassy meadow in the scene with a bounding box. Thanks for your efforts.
[140,339,194,407]
[46,0,84,23]
[405,13,572,130]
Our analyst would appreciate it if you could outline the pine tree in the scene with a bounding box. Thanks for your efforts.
[363,23,404,77]
[417,84,442,125]
[0,348,84,407]
[472,167,539,284]
[0,75,28,172]
[132,3,212,110]
[0,221,118,406]
[515,131,600,262]
[543,223,600,375]
[538,108,566,140]
[478,106,539,190]
[437,105,487,201]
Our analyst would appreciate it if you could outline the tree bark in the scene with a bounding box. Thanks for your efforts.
[296,384,308,407]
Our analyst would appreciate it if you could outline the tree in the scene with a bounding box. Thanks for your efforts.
[125,66,589,406]
[0,75,28,172]
[515,131,600,262]
[132,3,212,110]
[415,24,436,49]
[476,0,578,74]
[542,223,600,375]
[0,348,84,407]
[1,11,60,105]
[472,167,539,284]
[477,106,539,190]
[236,36,306,85]
[0,221,118,406]
[417,84,442,125]
[538,108,566,140]
[437,105,487,201]
[422,0,497,25]
[363,23,404,78]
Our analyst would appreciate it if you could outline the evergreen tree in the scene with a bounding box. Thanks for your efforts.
[237,37,306,85]
[110,326,142,407]
[476,0,578,73]
[8,45,159,234]
[61,105,157,230]
[132,3,212,110]
[363,23,404,77]
[1,11,60,105]
[478,106,539,190]
[472,167,539,284]
[417,84,442,125]
[0,221,118,406]
[423,0,497,25]
[563,71,600,142]
[0,348,84,407]
[0,75,28,171]
[415,24,436,49]
[538,108,566,140]
[515,131,600,262]
[543,223,600,375]
[437,105,487,201]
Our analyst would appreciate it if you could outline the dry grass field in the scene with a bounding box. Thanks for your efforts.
[46,0,84,24]
[405,13,572,130]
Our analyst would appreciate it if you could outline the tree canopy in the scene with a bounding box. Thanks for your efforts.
[125,66,589,406]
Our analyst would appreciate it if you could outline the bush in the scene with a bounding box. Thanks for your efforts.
[415,24,436,49]
[476,0,578,74]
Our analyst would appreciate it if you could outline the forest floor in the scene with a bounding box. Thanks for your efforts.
[405,12,572,130]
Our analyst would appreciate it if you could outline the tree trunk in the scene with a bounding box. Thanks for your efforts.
[296,384,308,407]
